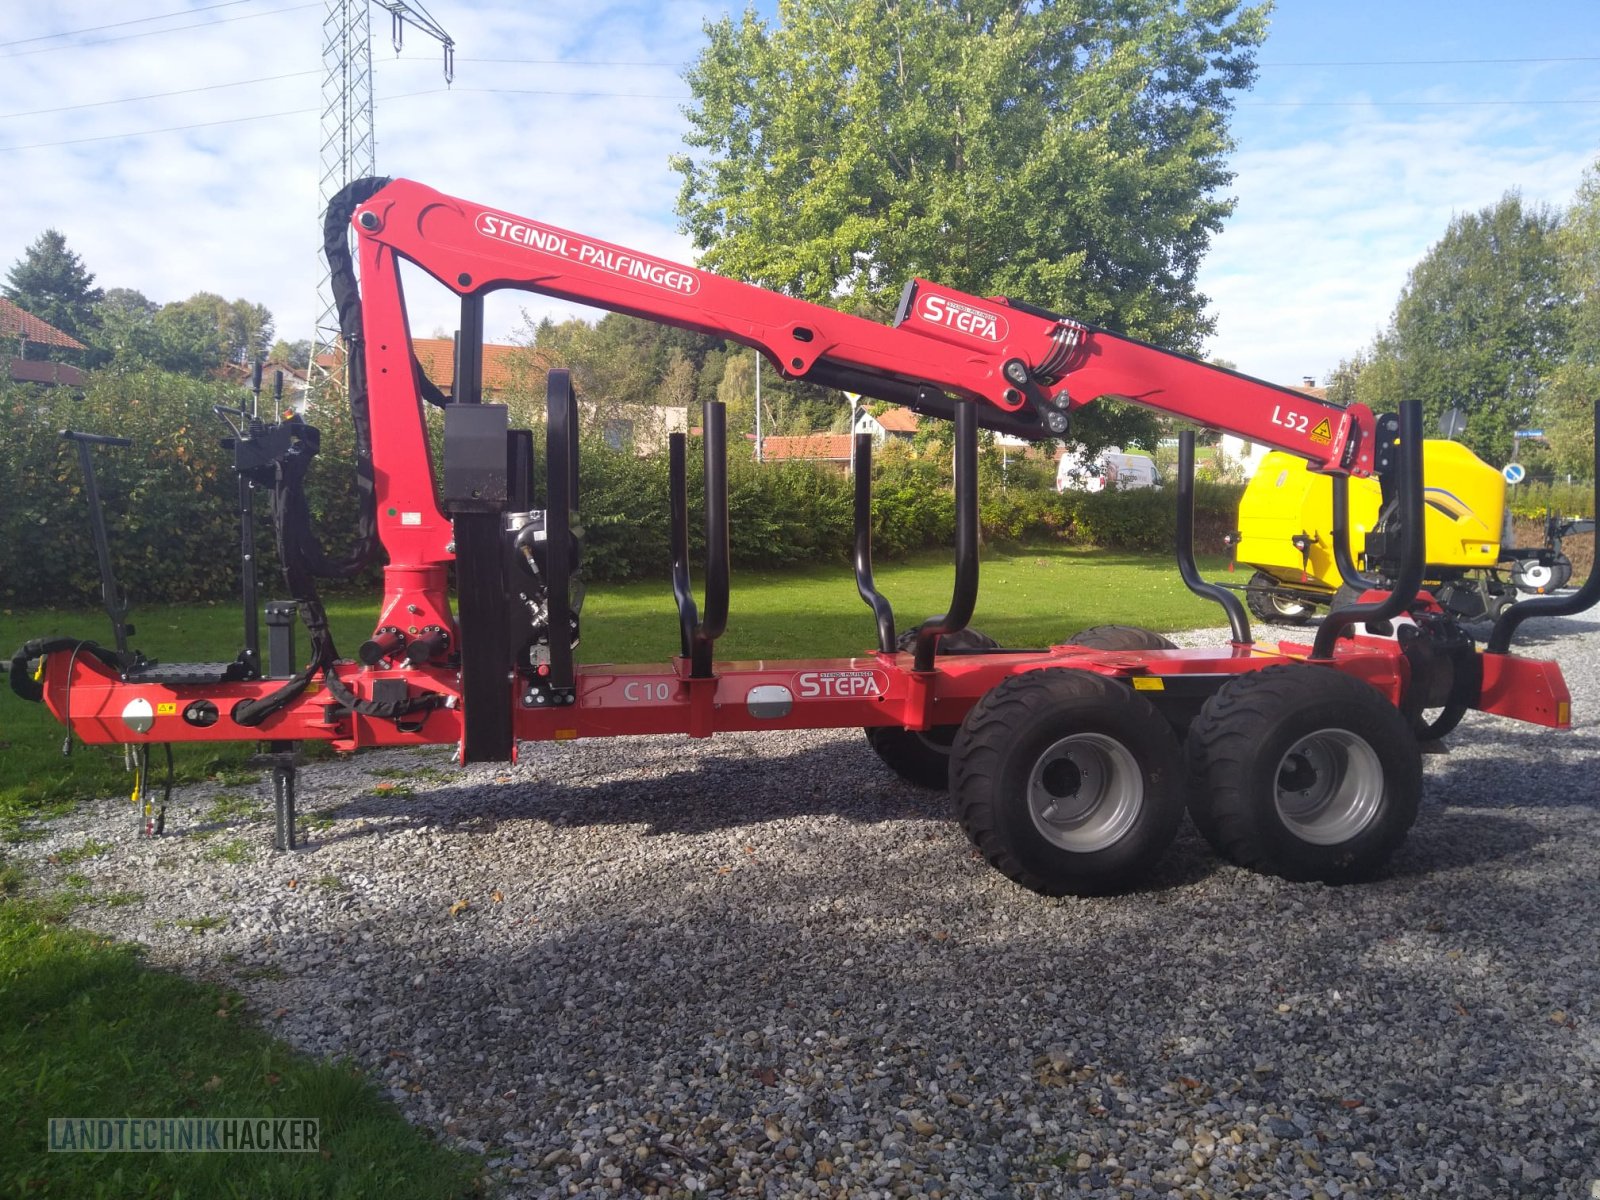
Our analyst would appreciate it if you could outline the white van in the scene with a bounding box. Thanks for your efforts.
[1055,446,1160,493]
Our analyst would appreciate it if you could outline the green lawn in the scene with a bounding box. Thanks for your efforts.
[584,543,1232,662]
[0,869,483,1199]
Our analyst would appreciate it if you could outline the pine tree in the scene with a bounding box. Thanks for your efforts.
[4,229,104,343]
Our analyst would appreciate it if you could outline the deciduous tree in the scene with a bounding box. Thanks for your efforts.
[674,0,1267,373]
[1541,161,1600,477]
[1355,194,1569,462]
[88,288,160,366]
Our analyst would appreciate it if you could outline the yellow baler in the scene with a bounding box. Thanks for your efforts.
[1234,440,1511,623]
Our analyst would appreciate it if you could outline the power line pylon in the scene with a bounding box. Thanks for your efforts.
[309,0,453,401]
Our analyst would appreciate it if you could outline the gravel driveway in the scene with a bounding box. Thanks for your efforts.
[25,615,1600,1199]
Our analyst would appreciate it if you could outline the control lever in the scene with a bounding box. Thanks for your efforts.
[59,430,135,662]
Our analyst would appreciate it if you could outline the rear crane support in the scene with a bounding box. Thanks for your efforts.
[911,400,980,673]
[1314,404,1426,660]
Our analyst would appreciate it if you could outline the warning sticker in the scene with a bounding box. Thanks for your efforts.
[1309,418,1333,445]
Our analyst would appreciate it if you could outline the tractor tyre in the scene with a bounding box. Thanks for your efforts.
[863,627,999,791]
[1066,625,1179,651]
[949,669,1185,896]
[1186,664,1421,883]
[1246,571,1314,625]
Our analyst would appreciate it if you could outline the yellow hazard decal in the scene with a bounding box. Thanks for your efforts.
[156,702,177,716]
[1131,676,1165,691]
[1309,418,1333,445]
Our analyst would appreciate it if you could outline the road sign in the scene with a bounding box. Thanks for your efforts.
[1503,463,1526,484]
[1514,429,1545,439]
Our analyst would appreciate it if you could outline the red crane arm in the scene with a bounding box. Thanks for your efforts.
[350,179,1375,475]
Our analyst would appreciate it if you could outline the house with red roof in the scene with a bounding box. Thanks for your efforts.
[410,337,553,400]
[1,297,86,386]
[853,406,920,442]
[759,433,855,470]
[413,338,688,454]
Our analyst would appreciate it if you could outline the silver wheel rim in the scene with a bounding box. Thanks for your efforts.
[1272,593,1309,618]
[1026,732,1143,853]
[1519,563,1553,589]
[1273,728,1384,845]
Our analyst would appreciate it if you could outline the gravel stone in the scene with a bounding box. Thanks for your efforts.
[21,611,1600,1198]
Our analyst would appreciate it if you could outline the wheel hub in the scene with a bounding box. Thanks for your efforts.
[1516,561,1553,590]
[1273,593,1309,618]
[1027,732,1143,853]
[1273,728,1384,845]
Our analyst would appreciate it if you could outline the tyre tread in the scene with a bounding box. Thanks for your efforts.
[1066,625,1179,652]
[1186,664,1421,881]
[950,669,1182,896]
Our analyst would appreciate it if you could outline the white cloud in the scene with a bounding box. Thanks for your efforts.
[0,1,708,354]
[1200,102,1600,386]
[4,1,1596,401]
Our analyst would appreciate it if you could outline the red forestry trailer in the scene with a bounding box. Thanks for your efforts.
[11,179,1598,896]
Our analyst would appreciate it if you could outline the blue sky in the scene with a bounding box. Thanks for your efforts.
[2,0,1597,388]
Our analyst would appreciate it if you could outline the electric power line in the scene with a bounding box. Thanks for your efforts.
[381,54,683,68]
[449,86,687,100]
[0,70,321,120]
[462,56,683,67]
[6,85,1599,154]
[0,72,685,125]
[0,0,259,49]
[8,57,1595,125]
[386,52,1600,70]
[1238,98,1600,107]
[0,2,320,59]
[0,88,449,152]
[0,85,715,152]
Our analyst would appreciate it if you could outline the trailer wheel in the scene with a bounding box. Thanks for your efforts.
[949,669,1184,896]
[863,627,999,790]
[1246,571,1314,624]
[1186,664,1421,882]
[865,723,960,790]
[1066,625,1178,651]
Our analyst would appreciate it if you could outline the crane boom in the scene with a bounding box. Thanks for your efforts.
[349,179,1376,475]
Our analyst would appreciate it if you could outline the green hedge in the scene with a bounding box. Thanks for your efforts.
[1,371,367,610]
[1505,480,1594,522]
[2,373,1243,609]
